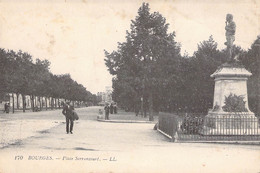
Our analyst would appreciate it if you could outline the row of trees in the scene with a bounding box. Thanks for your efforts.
[0,49,96,112]
[105,3,260,120]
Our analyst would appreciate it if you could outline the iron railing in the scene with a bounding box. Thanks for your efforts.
[158,112,260,142]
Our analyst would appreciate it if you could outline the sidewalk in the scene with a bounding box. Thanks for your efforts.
[0,109,64,148]
[0,106,91,148]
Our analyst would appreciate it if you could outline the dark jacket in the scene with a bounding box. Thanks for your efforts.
[62,105,79,120]
[62,105,74,118]
[104,105,110,115]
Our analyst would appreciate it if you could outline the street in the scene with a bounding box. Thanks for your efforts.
[0,106,260,173]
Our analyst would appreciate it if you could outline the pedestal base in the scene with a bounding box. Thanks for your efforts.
[200,111,260,135]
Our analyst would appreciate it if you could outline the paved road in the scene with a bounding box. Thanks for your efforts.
[0,107,260,173]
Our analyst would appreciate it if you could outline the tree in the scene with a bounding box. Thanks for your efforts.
[238,36,260,116]
[3,50,33,112]
[34,59,51,110]
[0,49,8,97]
[187,36,226,112]
[163,36,227,114]
[0,48,95,112]
[105,3,181,120]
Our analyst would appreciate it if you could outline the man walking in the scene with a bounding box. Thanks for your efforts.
[62,101,74,134]
[110,103,114,114]
[104,103,110,120]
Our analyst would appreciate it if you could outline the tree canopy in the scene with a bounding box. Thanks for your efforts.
[0,48,94,111]
[105,3,182,120]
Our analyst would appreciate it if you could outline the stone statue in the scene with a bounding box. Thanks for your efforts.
[225,14,236,60]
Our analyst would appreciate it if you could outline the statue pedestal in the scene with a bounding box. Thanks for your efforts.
[200,64,260,135]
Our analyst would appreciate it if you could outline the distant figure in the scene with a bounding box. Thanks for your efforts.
[225,14,236,59]
[62,101,74,134]
[110,103,114,114]
[61,101,64,107]
[4,103,10,113]
[113,103,117,114]
[104,103,110,120]
[134,104,140,116]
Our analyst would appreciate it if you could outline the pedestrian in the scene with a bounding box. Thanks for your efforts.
[135,105,139,116]
[110,103,114,114]
[4,103,7,113]
[62,101,74,134]
[4,103,10,113]
[113,103,117,114]
[104,103,110,120]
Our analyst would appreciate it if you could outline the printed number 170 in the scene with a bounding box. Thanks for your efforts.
[15,156,23,160]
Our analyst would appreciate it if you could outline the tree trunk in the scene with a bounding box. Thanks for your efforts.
[16,93,19,109]
[31,95,34,112]
[22,94,26,112]
[12,93,15,113]
[49,98,51,109]
[144,107,147,117]
[58,98,60,109]
[143,97,147,117]
[34,96,37,108]
[39,97,42,111]
[45,97,48,110]
[148,92,154,121]
[51,97,53,110]
[54,98,57,109]
[140,97,144,117]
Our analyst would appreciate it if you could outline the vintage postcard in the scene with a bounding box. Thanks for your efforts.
[0,0,260,172]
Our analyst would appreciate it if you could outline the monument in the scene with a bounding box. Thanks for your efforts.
[201,14,259,135]
[224,14,236,61]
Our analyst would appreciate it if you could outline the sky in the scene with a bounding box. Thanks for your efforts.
[0,0,259,94]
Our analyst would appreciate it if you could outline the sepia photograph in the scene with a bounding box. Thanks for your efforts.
[0,0,260,172]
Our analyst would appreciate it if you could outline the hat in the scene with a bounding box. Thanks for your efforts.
[226,14,233,20]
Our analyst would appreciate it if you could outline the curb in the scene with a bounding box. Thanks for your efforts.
[176,141,260,145]
[97,119,155,124]
[157,128,173,139]
[157,129,260,145]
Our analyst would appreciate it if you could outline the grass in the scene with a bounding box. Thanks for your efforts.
[107,110,158,122]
